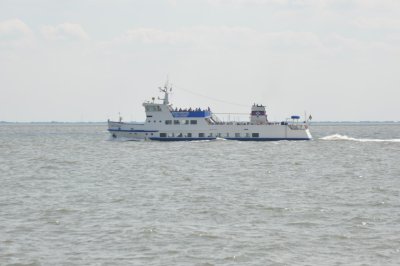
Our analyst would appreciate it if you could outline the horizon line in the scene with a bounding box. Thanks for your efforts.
[1,120,399,124]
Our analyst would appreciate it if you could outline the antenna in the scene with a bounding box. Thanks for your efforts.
[164,75,169,89]
[158,78,171,105]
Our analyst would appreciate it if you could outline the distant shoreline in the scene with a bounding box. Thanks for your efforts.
[0,121,107,125]
[1,121,399,125]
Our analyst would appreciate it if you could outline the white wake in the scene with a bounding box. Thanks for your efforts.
[320,134,400,142]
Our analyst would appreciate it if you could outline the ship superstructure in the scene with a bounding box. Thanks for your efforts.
[107,84,312,141]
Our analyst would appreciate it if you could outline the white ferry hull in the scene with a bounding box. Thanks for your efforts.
[108,121,312,141]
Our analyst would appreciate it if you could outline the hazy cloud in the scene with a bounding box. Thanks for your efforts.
[354,17,400,30]
[208,0,288,6]
[114,26,323,49]
[207,0,400,9]
[352,0,400,9]
[41,23,89,41]
[1,1,399,121]
[111,26,400,54]
[166,0,178,6]
[0,19,34,47]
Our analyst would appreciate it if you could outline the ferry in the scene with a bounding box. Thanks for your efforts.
[107,83,312,141]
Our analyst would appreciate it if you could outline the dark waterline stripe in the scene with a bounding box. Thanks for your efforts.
[149,137,216,141]
[108,129,158,133]
[148,137,311,141]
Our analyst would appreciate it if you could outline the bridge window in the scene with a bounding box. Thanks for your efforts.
[252,133,259,138]
[174,120,180,125]
[165,120,172,125]
[145,105,162,112]
[199,133,205,138]
[190,120,197,124]
[160,133,167,137]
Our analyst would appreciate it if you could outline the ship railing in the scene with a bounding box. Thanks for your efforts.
[211,121,282,126]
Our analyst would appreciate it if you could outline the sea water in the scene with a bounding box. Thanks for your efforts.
[0,123,399,265]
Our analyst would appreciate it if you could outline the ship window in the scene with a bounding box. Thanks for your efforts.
[178,133,183,137]
[235,133,240,137]
[165,120,172,125]
[181,120,189,125]
[217,133,221,137]
[187,133,192,137]
[171,133,175,137]
[252,133,259,138]
[174,120,180,125]
[147,120,151,123]
[160,133,167,137]
[145,105,162,112]
[208,133,213,137]
[199,133,205,138]
[190,120,197,124]
[246,133,250,137]
[226,133,229,137]
[153,120,156,123]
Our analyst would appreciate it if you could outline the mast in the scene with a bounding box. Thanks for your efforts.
[158,79,172,105]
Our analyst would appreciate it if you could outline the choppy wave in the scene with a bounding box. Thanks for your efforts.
[2,123,400,266]
[320,134,400,142]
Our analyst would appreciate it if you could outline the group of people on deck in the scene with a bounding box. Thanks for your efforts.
[173,107,211,112]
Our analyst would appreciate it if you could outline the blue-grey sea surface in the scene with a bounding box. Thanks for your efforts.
[0,123,399,265]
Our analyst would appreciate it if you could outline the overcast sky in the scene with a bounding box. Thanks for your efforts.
[1,0,399,122]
